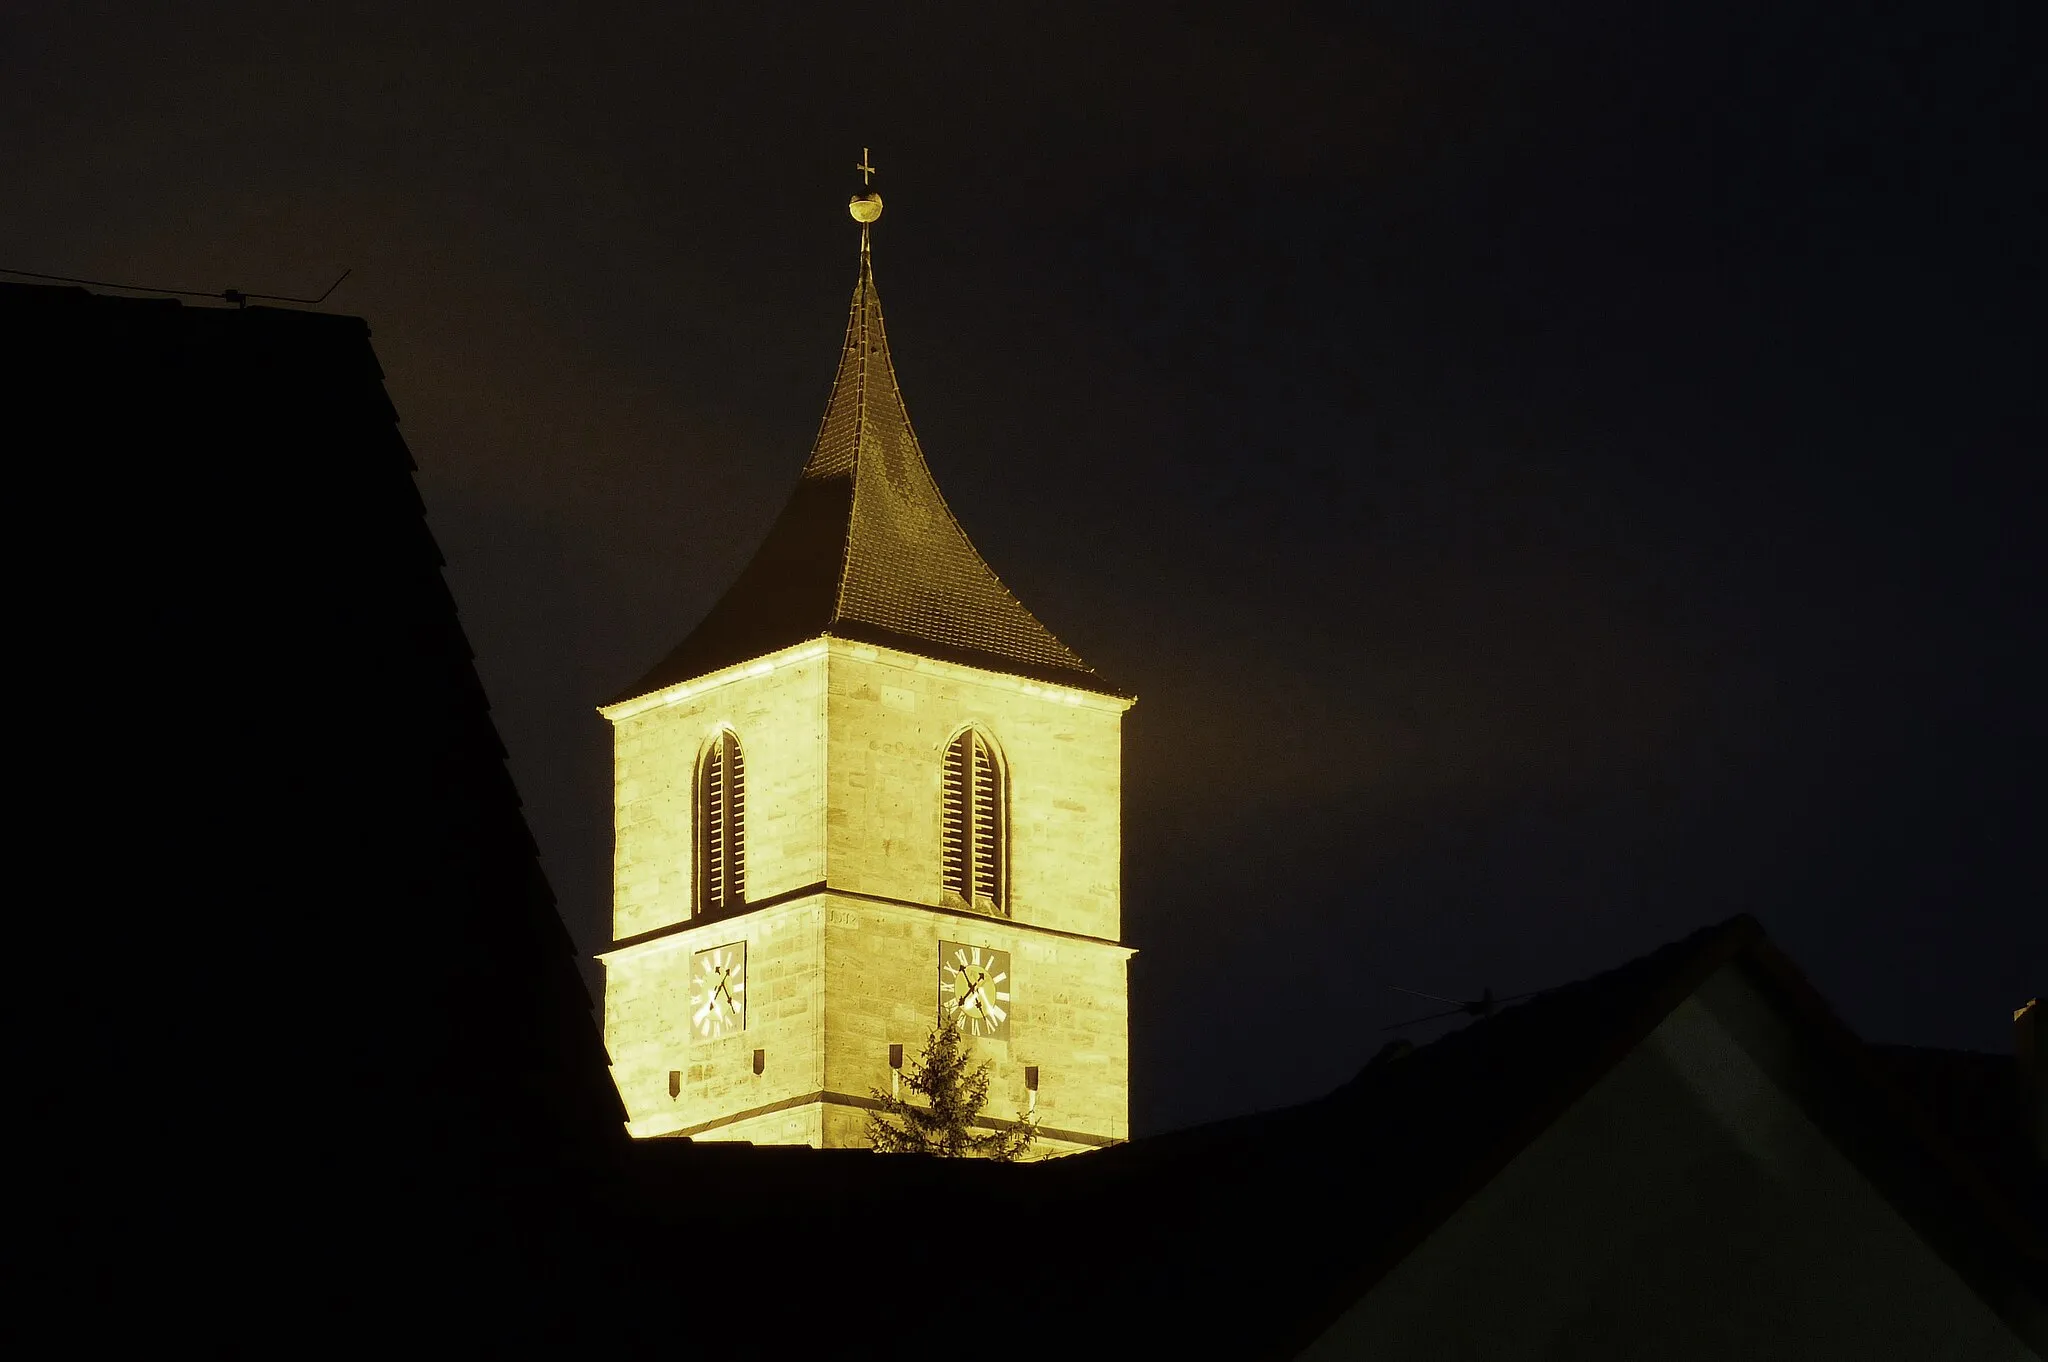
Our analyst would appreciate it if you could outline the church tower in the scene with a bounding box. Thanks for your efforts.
[597,168,1135,1154]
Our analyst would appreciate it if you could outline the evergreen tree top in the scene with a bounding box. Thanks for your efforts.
[867,1024,1036,1161]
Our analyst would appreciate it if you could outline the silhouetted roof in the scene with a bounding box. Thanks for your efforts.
[1032,915,2046,1354]
[1873,1041,2048,1224]
[24,278,2033,1352]
[617,235,1116,703]
[10,279,625,1342]
[605,915,2046,1356]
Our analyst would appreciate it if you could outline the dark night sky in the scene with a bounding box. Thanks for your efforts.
[10,2,2040,1134]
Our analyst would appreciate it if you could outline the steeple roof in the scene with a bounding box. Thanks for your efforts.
[619,233,1115,702]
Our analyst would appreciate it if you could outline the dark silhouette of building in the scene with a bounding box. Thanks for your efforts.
[11,280,2039,1356]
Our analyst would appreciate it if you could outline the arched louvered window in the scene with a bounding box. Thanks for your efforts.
[942,727,1005,915]
[698,729,746,912]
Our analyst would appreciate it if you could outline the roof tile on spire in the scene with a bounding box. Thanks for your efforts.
[618,239,1116,702]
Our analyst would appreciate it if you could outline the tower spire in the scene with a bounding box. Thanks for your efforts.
[614,158,1115,704]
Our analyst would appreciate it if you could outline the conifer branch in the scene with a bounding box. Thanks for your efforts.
[866,1024,1038,1160]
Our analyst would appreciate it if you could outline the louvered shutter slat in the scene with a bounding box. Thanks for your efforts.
[942,732,969,899]
[726,734,745,905]
[705,745,724,907]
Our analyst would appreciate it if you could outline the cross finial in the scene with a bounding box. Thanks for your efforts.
[848,149,884,226]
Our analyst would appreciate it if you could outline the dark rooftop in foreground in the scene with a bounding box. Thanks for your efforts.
[24,279,2040,1357]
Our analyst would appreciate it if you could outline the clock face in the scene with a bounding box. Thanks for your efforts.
[690,942,746,1040]
[939,941,1011,1039]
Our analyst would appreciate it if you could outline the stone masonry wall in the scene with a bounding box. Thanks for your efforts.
[822,896,1131,1147]
[602,638,1133,1151]
[602,900,826,1139]
[823,644,1126,940]
[609,648,827,941]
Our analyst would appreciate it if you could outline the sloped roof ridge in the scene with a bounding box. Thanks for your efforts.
[1058,916,1762,1178]
[1321,913,1762,1106]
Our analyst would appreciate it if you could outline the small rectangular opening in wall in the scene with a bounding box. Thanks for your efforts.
[1024,1066,1039,1091]
[752,1048,765,1075]
[668,1070,682,1099]
[889,1044,904,1070]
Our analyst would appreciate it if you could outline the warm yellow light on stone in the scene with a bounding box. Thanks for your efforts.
[600,636,1134,1154]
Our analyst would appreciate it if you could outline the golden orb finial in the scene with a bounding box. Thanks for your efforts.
[849,146,883,223]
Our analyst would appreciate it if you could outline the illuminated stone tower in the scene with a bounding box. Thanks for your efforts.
[598,169,1134,1154]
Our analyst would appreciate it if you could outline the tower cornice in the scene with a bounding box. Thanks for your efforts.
[600,635,1132,724]
[597,884,1137,963]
